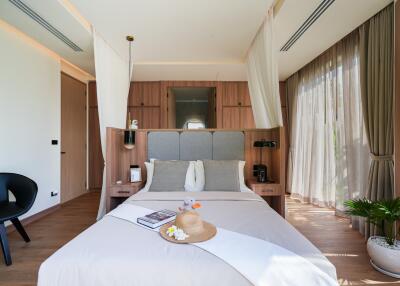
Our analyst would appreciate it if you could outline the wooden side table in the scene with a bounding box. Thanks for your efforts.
[106,181,145,212]
[246,179,285,217]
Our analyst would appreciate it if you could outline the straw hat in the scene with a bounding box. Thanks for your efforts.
[160,210,216,244]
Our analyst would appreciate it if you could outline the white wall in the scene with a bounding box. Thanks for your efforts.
[0,24,61,219]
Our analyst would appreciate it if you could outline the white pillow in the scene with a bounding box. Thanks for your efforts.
[193,160,253,192]
[139,160,196,192]
[191,160,205,192]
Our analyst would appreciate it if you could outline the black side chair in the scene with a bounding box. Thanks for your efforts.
[0,173,37,266]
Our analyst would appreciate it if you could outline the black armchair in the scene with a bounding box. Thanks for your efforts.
[0,173,37,266]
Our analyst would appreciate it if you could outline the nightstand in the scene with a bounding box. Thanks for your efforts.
[107,181,145,212]
[246,179,284,217]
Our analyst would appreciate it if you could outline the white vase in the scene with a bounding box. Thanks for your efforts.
[367,236,400,278]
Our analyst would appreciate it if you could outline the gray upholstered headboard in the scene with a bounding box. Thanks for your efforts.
[147,131,244,161]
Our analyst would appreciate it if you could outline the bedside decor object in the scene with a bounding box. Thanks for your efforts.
[160,198,217,243]
[253,140,276,182]
[345,198,400,278]
[130,165,141,182]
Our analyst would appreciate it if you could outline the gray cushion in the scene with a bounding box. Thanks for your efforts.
[148,132,180,160]
[203,160,240,192]
[149,160,189,192]
[212,132,244,160]
[180,132,212,161]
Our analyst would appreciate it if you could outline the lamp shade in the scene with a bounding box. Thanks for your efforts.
[124,130,135,149]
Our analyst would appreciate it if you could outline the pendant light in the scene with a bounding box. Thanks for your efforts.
[124,35,135,150]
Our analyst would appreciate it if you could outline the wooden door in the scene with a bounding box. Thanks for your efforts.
[142,107,160,128]
[61,73,87,203]
[208,89,216,128]
[240,107,255,129]
[222,107,240,129]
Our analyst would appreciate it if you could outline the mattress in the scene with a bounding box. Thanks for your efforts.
[38,191,337,286]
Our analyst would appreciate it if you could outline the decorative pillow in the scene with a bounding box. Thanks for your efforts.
[140,160,196,192]
[193,160,252,192]
[203,160,240,192]
[149,160,190,192]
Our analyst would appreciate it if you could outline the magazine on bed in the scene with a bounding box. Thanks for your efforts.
[137,209,177,229]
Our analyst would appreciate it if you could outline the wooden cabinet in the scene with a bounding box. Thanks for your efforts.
[221,82,252,107]
[220,82,255,129]
[128,82,161,128]
[129,82,161,106]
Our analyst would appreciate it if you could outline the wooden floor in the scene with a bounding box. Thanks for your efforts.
[0,192,399,286]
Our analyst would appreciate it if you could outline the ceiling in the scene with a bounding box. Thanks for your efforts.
[0,0,94,75]
[0,0,393,81]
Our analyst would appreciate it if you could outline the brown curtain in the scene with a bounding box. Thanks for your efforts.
[359,4,394,236]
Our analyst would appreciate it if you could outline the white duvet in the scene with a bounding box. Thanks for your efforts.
[38,192,338,286]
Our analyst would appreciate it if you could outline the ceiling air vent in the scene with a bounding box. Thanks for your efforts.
[280,0,335,51]
[9,0,83,52]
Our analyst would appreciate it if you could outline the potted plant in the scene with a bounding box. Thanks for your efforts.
[345,198,400,278]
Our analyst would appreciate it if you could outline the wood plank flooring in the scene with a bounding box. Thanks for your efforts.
[0,192,399,285]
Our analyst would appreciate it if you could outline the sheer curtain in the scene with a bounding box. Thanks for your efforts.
[93,29,131,219]
[288,32,370,228]
[246,8,282,128]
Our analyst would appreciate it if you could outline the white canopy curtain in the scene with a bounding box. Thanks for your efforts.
[288,31,369,224]
[93,29,132,219]
[246,8,282,128]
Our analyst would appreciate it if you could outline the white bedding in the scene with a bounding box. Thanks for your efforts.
[38,192,338,286]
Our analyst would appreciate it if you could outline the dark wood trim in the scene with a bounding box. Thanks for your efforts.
[6,204,60,234]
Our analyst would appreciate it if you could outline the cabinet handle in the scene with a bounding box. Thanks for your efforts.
[238,102,242,106]
[141,102,144,106]
[117,190,131,194]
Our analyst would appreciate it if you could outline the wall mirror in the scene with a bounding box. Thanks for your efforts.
[167,87,216,129]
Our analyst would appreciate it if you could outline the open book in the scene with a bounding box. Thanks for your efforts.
[137,209,177,229]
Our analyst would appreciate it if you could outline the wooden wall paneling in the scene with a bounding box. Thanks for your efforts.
[238,82,252,106]
[216,82,224,128]
[240,107,255,129]
[88,81,97,107]
[128,82,142,106]
[89,106,103,189]
[221,82,239,106]
[395,0,400,198]
[128,107,143,128]
[222,107,240,129]
[142,81,161,106]
[142,107,161,129]
[88,81,104,190]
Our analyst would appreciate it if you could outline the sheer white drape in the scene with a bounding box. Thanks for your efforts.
[93,29,131,219]
[246,9,282,128]
[288,32,369,227]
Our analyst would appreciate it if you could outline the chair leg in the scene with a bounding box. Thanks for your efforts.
[11,218,30,243]
[0,223,12,266]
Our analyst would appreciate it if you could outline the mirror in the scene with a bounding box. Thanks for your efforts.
[168,87,216,129]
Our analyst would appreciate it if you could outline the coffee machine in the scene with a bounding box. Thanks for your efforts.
[253,140,277,183]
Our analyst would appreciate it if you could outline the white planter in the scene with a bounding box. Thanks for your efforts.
[367,236,400,278]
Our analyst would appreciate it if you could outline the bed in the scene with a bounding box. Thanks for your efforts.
[38,131,338,286]
[38,190,337,286]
